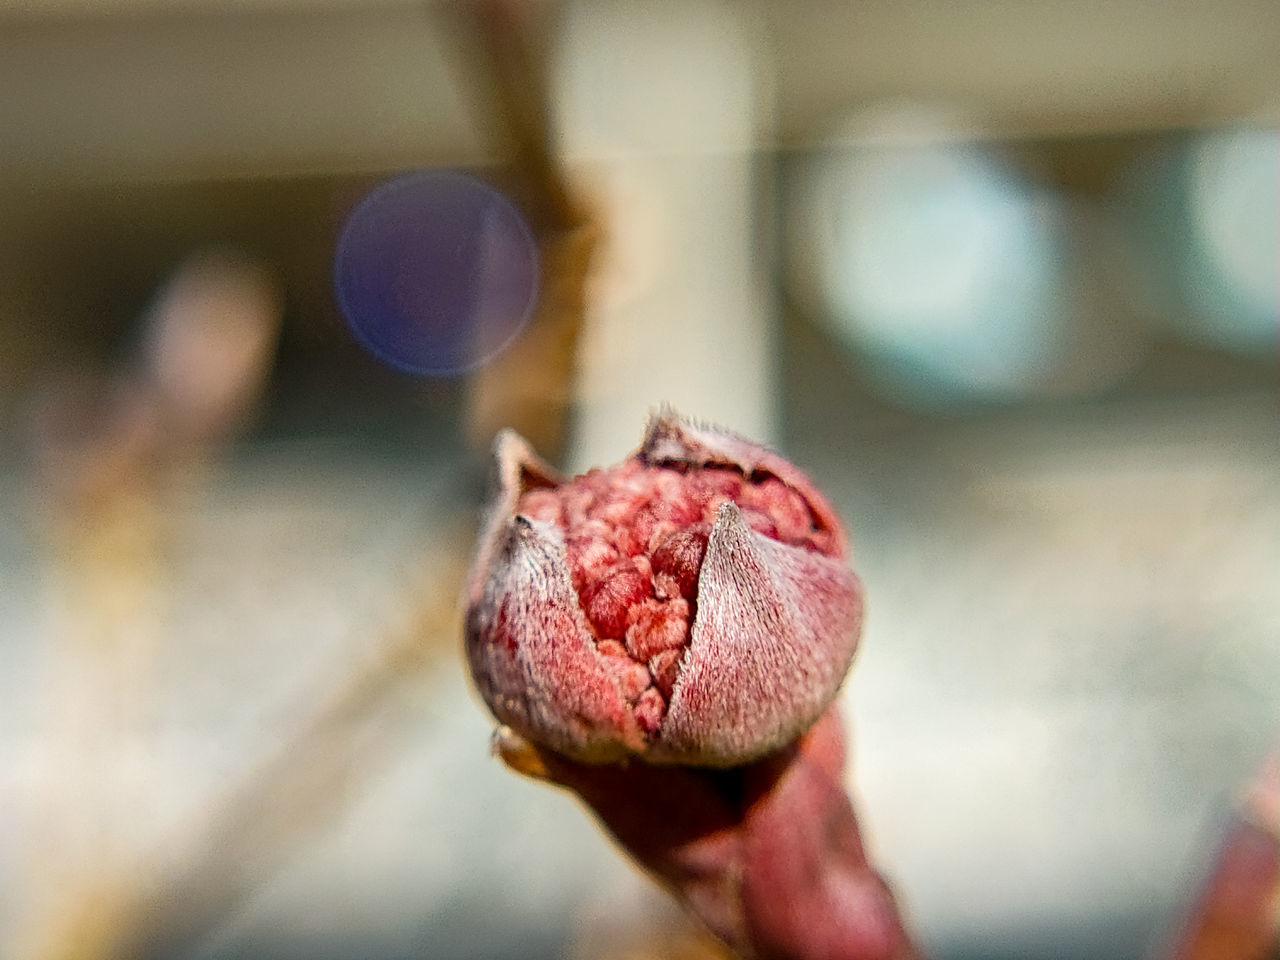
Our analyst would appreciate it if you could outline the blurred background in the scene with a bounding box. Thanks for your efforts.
[0,1,1276,959]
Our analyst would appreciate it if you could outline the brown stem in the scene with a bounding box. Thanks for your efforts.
[445,0,600,464]
[498,708,921,960]
[451,0,577,233]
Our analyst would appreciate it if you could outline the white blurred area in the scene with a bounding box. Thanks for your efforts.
[786,107,1277,408]
[788,109,1080,404]
[0,1,1277,959]
[1182,128,1279,352]
[554,0,776,467]
[834,395,1280,953]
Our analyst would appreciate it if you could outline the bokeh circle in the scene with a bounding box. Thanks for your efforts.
[334,170,540,377]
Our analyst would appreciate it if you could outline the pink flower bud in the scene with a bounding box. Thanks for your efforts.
[465,410,864,767]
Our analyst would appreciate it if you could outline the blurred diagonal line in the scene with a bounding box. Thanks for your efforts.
[126,544,468,960]
[448,0,577,233]
[21,418,165,960]
[16,253,282,960]
[445,0,601,465]
[1161,753,1280,960]
[29,534,470,960]
[23,7,597,956]
[464,216,599,465]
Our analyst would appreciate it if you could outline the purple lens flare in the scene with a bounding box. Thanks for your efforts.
[334,170,540,377]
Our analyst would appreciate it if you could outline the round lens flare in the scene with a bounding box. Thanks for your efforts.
[334,171,540,377]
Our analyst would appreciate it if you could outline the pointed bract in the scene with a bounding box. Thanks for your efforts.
[466,429,563,606]
[658,502,862,765]
[639,409,848,560]
[466,432,643,762]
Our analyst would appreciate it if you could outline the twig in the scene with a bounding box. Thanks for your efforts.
[446,0,602,463]
[498,708,920,960]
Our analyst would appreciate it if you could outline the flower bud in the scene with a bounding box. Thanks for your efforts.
[465,410,863,767]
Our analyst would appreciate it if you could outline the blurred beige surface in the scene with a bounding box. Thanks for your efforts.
[0,2,1274,957]
[0,0,1277,184]
[831,391,1280,952]
[2,386,1276,958]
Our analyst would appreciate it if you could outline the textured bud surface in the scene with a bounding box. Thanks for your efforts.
[517,458,840,737]
[466,410,863,766]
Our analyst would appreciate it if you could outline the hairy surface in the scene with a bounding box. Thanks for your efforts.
[465,410,863,766]
[516,460,837,736]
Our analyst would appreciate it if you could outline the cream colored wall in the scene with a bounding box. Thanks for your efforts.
[0,0,1276,185]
